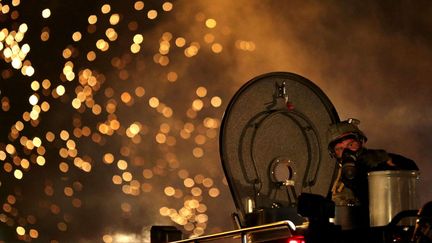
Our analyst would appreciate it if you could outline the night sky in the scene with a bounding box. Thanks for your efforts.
[0,0,431,242]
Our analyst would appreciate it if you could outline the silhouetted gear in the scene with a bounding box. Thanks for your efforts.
[412,201,432,243]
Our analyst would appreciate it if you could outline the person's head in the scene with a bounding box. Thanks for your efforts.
[327,118,367,159]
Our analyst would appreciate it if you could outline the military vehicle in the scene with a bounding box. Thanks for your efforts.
[161,72,427,243]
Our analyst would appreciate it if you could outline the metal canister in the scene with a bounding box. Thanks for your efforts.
[368,170,419,227]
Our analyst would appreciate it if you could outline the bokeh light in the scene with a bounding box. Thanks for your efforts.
[0,0,431,243]
[0,0,233,241]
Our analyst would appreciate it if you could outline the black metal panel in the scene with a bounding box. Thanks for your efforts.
[219,72,340,226]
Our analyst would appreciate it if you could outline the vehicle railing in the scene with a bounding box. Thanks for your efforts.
[169,220,295,243]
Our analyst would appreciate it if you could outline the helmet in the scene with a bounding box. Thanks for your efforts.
[327,118,367,155]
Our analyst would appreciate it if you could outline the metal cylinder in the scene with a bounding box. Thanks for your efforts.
[334,205,369,230]
[368,170,419,227]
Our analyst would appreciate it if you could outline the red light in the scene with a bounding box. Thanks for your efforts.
[286,235,305,243]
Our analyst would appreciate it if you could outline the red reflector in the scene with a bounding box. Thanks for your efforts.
[287,235,305,243]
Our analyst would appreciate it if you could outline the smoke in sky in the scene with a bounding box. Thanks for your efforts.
[0,0,431,242]
[182,0,432,201]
